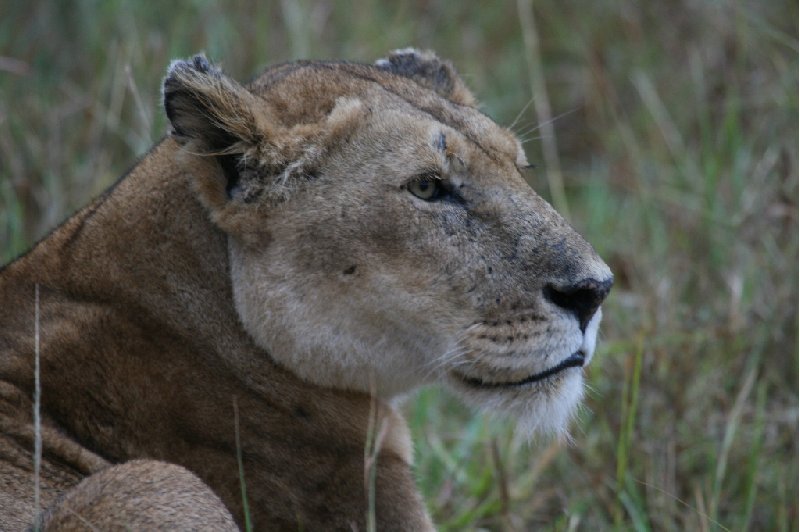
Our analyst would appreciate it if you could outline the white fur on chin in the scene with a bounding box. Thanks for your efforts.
[452,369,585,441]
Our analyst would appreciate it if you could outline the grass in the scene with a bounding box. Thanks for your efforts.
[233,397,253,532]
[33,283,41,528]
[1,1,796,529]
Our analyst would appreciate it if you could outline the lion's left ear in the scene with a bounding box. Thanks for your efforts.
[374,48,477,107]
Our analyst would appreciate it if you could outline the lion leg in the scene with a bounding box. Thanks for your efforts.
[39,459,238,531]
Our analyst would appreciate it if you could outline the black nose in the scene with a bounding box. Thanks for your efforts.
[545,277,613,331]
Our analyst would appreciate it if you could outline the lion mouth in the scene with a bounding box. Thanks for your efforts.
[455,352,586,388]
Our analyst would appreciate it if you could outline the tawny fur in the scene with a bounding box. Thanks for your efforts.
[0,49,611,529]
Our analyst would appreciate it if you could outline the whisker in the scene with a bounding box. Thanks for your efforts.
[517,134,547,146]
[420,320,500,381]
[419,325,479,380]
[508,96,536,132]
[515,107,579,138]
[421,346,467,381]
[421,346,462,372]
[582,381,599,399]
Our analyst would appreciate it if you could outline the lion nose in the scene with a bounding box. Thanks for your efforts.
[545,277,613,332]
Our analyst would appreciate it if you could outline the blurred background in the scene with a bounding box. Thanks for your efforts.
[1,1,796,529]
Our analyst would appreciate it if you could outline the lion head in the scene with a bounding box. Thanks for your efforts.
[162,49,612,436]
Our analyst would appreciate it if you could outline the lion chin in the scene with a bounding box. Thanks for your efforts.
[450,369,585,440]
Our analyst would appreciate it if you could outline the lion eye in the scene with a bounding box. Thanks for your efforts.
[408,176,440,201]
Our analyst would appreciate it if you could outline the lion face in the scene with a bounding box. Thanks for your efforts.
[164,51,612,435]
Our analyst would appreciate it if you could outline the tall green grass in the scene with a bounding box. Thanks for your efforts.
[1,1,796,529]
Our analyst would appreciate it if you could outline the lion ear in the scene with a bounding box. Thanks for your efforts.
[162,55,270,243]
[160,56,366,245]
[163,54,265,154]
[374,48,477,107]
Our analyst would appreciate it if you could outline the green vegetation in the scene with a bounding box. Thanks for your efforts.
[1,1,796,529]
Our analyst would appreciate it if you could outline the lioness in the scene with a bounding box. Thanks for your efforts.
[0,49,611,529]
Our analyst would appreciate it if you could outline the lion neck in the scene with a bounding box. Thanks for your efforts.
[0,138,408,469]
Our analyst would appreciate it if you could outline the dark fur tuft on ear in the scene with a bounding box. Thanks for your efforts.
[374,48,477,107]
[162,54,262,153]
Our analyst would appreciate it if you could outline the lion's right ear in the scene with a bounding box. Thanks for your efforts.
[163,54,266,155]
[374,48,477,107]
[163,55,276,243]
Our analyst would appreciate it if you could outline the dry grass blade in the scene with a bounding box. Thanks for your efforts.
[516,0,570,220]
[710,365,758,522]
[33,283,41,528]
[490,438,513,530]
[233,397,253,532]
[364,374,388,532]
